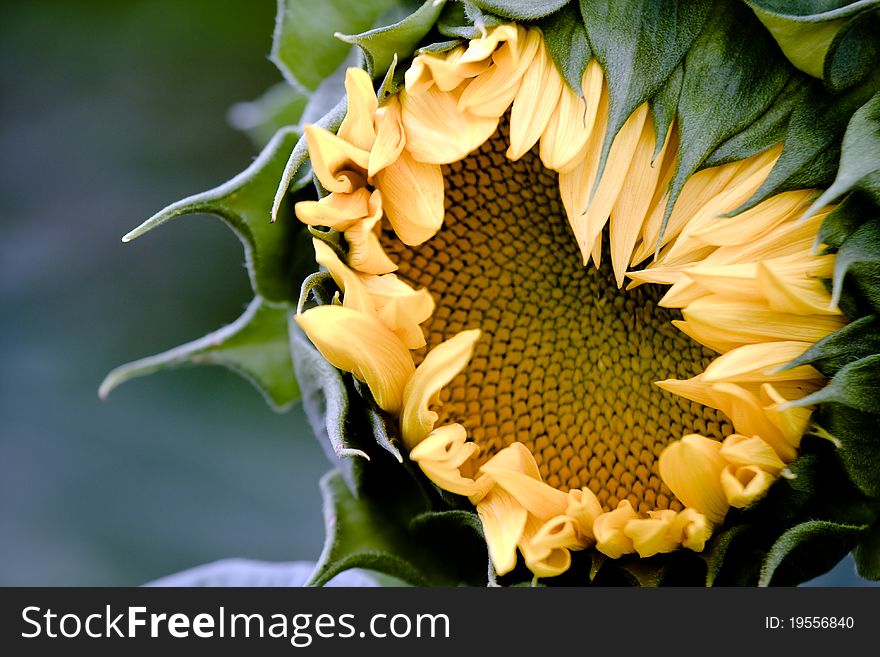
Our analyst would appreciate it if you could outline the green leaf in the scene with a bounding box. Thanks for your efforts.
[649,64,682,161]
[336,0,447,77]
[100,297,299,411]
[665,0,792,242]
[824,10,880,93]
[831,218,880,312]
[817,191,877,249]
[738,69,880,214]
[580,0,711,192]
[270,0,397,91]
[814,403,880,497]
[791,353,880,413]
[784,315,880,376]
[470,0,570,20]
[228,83,309,148]
[437,1,503,39]
[759,519,867,586]
[307,470,480,586]
[123,128,307,304]
[703,523,751,586]
[802,91,880,220]
[854,515,880,580]
[538,3,591,93]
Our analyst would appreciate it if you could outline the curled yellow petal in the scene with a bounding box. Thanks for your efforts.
[593,500,638,559]
[566,487,602,544]
[400,85,499,165]
[409,424,485,497]
[658,434,729,524]
[295,188,371,230]
[343,190,398,275]
[708,383,796,462]
[337,67,377,151]
[400,329,481,449]
[368,96,406,177]
[374,148,444,245]
[624,510,679,558]
[720,434,786,473]
[295,305,414,414]
[312,238,374,315]
[721,464,776,508]
[480,443,569,520]
[520,515,582,578]
[670,508,712,552]
[477,487,527,576]
[460,24,520,65]
[304,124,369,193]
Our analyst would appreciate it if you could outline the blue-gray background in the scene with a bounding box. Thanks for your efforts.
[0,0,870,586]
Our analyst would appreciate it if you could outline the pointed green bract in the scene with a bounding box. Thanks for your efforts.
[270,0,397,91]
[538,3,591,93]
[580,0,710,194]
[831,219,880,312]
[649,64,682,161]
[124,128,306,304]
[793,354,880,413]
[758,519,867,586]
[100,297,299,411]
[815,403,880,497]
[469,0,569,20]
[336,0,447,77]
[854,517,880,580]
[786,315,880,376]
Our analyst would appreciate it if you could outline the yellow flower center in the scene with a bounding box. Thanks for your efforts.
[381,120,731,512]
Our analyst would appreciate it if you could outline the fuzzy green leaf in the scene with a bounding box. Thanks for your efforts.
[704,523,751,586]
[802,91,880,220]
[307,470,478,586]
[831,218,880,312]
[437,1,503,39]
[824,10,880,93]
[580,0,711,192]
[759,519,867,586]
[818,191,877,249]
[665,0,792,242]
[470,0,570,20]
[336,0,446,77]
[100,298,299,411]
[124,128,306,304]
[792,353,880,413]
[228,83,309,148]
[854,516,880,580]
[814,403,880,497]
[649,64,682,161]
[785,315,880,376]
[538,3,591,93]
[270,0,397,91]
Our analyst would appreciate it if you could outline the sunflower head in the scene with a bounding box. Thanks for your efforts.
[106,0,880,587]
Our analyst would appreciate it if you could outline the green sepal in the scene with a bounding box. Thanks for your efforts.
[306,470,485,586]
[703,523,754,586]
[758,519,868,586]
[538,3,591,94]
[784,314,880,377]
[580,0,711,195]
[853,515,880,580]
[824,9,880,94]
[801,91,880,221]
[831,218,880,313]
[437,1,503,39]
[664,0,791,244]
[648,64,682,161]
[336,0,447,78]
[792,353,880,414]
[124,127,306,305]
[813,403,880,498]
[100,297,299,411]
[469,0,570,20]
[228,82,309,148]
[817,191,877,250]
[270,0,397,91]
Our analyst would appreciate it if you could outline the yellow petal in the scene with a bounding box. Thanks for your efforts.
[312,238,375,315]
[343,190,398,275]
[359,272,435,348]
[566,487,602,544]
[400,85,499,164]
[708,382,796,461]
[658,434,729,524]
[506,37,563,161]
[670,508,712,552]
[337,68,377,151]
[459,24,520,64]
[757,259,841,315]
[400,329,481,449]
[593,500,638,559]
[702,341,823,386]
[520,515,582,578]
[480,444,569,520]
[410,424,485,496]
[295,187,371,230]
[374,148,444,245]
[295,305,414,414]
[761,383,812,450]
[477,487,527,576]
[304,124,369,193]
[457,27,539,118]
[368,96,406,177]
[611,115,667,287]
[479,440,541,479]
[721,464,776,508]
[539,59,604,172]
[655,374,717,408]
[720,434,786,473]
[624,509,679,558]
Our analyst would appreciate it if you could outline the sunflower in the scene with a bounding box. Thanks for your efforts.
[106,0,880,586]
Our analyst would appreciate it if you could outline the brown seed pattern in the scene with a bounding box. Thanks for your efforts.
[380,122,732,512]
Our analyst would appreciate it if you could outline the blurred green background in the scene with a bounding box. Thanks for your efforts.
[0,0,871,586]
